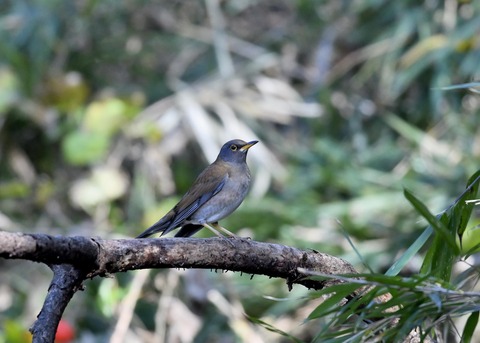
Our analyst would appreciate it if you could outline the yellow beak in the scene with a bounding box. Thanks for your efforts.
[240,140,259,152]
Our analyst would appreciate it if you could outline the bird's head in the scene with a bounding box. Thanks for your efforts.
[217,139,258,163]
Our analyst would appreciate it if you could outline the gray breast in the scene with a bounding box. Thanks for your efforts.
[189,164,251,224]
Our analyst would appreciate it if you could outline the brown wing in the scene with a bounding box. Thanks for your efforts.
[136,161,230,238]
[160,162,229,235]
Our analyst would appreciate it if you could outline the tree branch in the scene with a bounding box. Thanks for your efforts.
[30,264,86,342]
[0,231,357,287]
[0,231,358,343]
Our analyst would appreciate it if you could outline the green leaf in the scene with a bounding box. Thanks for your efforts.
[62,130,110,165]
[383,113,425,145]
[84,98,130,135]
[462,311,479,343]
[421,213,457,279]
[455,170,480,239]
[463,225,480,257]
[386,226,432,276]
[0,181,30,199]
[3,320,30,343]
[417,171,480,277]
[307,283,364,320]
[382,163,479,279]
[247,315,304,343]
[404,188,459,254]
[363,273,426,288]
[340,226,374,273]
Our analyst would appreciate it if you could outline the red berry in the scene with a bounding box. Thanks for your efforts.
[55,320,75,343]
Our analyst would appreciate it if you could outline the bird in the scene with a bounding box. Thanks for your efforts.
[136,139,258,239]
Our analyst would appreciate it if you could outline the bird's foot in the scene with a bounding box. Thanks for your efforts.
[203,224,236,247]
[221,236,236,247]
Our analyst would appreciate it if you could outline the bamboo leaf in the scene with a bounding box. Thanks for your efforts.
[421,213,457,279]
[455,170,480,239]
[462,311,479,343]
[307,283,364,320]
[386,226,432,276]
[246,315,304,343]
[404,188,459,254]
[387,170,480,276]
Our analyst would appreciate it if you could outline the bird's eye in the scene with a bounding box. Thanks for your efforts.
[230,145,238,151]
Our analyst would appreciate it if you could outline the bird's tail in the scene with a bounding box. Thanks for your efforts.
[136,218,170,238]
[174,224,203,237]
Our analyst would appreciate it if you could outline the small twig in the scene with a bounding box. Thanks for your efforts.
[110,269,151,343]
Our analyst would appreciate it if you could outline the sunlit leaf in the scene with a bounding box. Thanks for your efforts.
[84,98,129,136]
[455,170,480,240]
[463,225,480,257]
[400,34,448,68]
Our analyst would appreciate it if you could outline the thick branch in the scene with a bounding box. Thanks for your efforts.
[1,231,357,343]
[1,232,99,267]
[0,231,356,290]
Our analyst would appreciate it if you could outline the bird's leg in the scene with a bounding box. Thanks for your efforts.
[211,222,239,239]
[202,223,224,237]
[203,223,236,247]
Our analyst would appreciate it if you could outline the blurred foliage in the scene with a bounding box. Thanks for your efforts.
[1,0,480,342]
[297,169,480,342]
